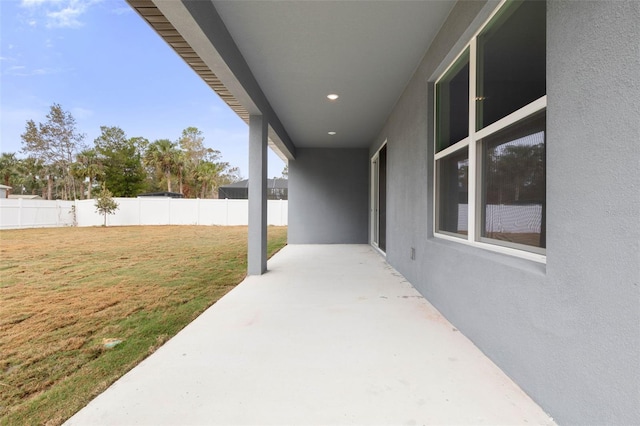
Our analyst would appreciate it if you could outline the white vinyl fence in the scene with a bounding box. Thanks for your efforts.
[0,198,288,229]
[0,199,76,229]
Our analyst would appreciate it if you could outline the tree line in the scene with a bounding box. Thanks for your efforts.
[0,103,242,200]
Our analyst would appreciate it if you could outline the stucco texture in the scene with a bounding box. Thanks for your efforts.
[288,148,369,244]
[372,1,640,424]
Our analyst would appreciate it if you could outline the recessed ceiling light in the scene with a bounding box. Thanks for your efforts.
[328,131,337,136]
[327,94,339,101]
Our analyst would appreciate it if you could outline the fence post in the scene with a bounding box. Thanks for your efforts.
[225,198,229,226]
[18,198,23,228]
[280,199,284,226]
[279,199,283,226]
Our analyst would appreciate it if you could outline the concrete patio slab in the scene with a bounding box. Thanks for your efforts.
[65,245,555,425]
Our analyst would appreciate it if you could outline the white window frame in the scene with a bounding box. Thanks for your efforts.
[433,0,547,264]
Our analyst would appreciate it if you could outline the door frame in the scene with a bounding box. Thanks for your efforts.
[371,140,387,254]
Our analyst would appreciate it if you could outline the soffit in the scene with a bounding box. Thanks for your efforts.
[213,0,455,148]
[128,0,250,123]
[129,0,455,150]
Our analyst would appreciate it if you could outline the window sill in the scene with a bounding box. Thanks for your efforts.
[432,232,547,274]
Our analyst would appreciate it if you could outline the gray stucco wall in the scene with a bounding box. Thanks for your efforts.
[288,148,369,244]
[372,1,640,424]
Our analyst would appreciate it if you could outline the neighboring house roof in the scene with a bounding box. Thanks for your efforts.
[8,195,42,199]
[0,185,12,190]
[220,178,288,190]
[137,192,184,198]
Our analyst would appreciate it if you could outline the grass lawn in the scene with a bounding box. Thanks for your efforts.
[0,225,287,426]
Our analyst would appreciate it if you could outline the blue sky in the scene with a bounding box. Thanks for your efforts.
[0,0,285,178]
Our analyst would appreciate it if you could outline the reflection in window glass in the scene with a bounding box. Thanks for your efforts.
[436,50,469,152]
[476,0,546,130]
[481,112,545,249]
[437,148,469,236]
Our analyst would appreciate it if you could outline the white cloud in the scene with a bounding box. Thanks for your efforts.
[21,0,63,6]
[19,0,101,29]
[47,5,85,28]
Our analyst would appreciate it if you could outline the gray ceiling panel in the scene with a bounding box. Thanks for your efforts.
[213,0,455,148]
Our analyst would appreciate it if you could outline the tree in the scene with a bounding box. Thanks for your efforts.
[39,162,58,200]
[485,142,544,204]
[144,139,180,193]
[17,157,46,196]
[195,161,224,198]
[95,127,146,197]
[20,103,86,200]
[0,153,19,190]
[95,185,119,226]
[94,126,128,154]
[137,127,242,198]
[71,149,103,199]
[218,165,242,191]
[178,127,207,166]
[174,150,186,195]
[177,127,228,197]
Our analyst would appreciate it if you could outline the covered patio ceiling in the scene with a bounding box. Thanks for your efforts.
[127,0,456,159]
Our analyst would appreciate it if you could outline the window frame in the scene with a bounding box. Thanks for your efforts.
[433,0,547,264]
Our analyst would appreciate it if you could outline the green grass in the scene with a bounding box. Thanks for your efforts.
[0,225,287,426]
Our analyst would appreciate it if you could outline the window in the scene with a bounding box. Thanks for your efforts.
[436,49,469,152]
[436,147,468,237]
[434,0,546,260]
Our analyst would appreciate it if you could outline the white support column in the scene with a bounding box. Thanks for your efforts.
[248,115,268,275]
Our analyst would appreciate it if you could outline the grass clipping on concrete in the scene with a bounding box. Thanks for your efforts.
[0,225,287,426]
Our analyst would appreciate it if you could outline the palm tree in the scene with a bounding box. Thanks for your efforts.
[174,150,186,195]
[144,139,180,193]
[70,161,87,199]
[195,161,223,198]
[17,157,46,196]
[0,153,20,191]
[195,161,241,198]
[73,149,103,199]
